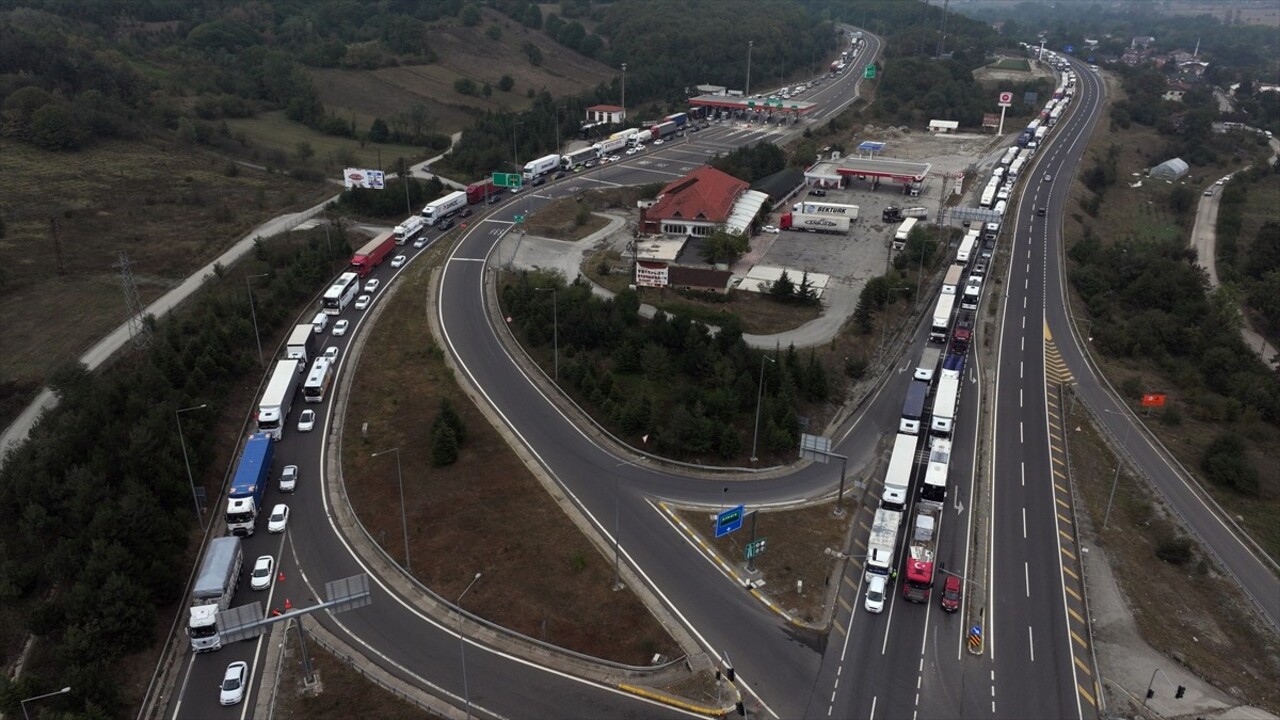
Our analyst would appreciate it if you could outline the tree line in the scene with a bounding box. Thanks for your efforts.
[0,230,352,717]
[501,272,832,461]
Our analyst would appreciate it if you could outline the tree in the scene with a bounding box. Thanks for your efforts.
[498,75,515,92]
[433,398,467,444]
[368,118,390,143]
[460,4,482,27]
[454,78,478,96]
[523,41,543,67]
[769,270,797,300]
[431,418,459,466]
[700,227,748,264]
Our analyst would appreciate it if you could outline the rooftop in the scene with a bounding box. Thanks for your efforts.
[648,166,750,225]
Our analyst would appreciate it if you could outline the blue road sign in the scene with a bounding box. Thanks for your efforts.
[716,504,745,538]
[1065,45,1074,53]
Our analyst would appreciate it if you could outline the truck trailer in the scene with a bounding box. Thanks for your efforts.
[189,536,243,652]
[930,357,962,437]
[349,231,396,277]
[794,201,859,218]
[628,130,652,147]
[593,137,628,156]
[561,146,598,171]
[522,154,561,180]
[941,265,964,295]
[226,433,273,536]
[867,507,903,576]
[903,505,941,603]
[285,324,316,367]
[257,358,301,440]
[893,217,919,249]
[421,190,468,225]
[393,215,425,245]
[883,432,918,511]
[915,345,942,382]
[780,212,850,234]
[930,293,956,343]
[465,178,497,204]
[651,121,677,140]
[900,380,929,436]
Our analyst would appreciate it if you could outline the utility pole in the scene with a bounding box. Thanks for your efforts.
[746,41,753,96]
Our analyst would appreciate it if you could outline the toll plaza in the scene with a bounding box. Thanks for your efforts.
[688,94,819,122]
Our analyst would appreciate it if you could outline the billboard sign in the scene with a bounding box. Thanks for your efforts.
[344,168,385,190]
[998,91,1013,108]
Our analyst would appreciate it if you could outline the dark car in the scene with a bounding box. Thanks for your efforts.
[438,218,455,231]
[532,176,546,187]
[940,575,962,612]
[488,193,502,204]
[809,189,827,197]
[1036,206,1047,216]
[459,207,472,218]
[553,171,566,180]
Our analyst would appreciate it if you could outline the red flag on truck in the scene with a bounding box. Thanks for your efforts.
[1140,394,1166,407]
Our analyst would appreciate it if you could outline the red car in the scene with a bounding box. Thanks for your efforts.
[941,575,962,612]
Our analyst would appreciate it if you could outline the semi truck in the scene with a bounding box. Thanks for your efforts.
[882,206,927,222]
[867,507,903,576]
[951,312,974,355]
[961,276,982,311]
[593,137,628,156]
[893,217,919,249]
[883,432,918,511]
[465,178,496,204]
[257,358,301,440]
[285,323,316,367]
[393,215,425,245]
[650,121,677,141]
[900,380,929,436]
[941,265,964,295]
[349,231,396,277]
[421,190,468,225]
[930,293,956,343]
[226,433,273,536]
[794,201,859,218]
[920,437,951,507]
[930,357,962,438]
[561,146,598,171]
[628,129,652,147]
[664,112,688,129]
[903,504,941,603]
[609,127,639,142]
[915,345,942,382]
[779,212,850,234]
[188,536,243,652]
[522,154,561,181]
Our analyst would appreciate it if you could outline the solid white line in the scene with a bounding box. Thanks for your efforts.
[1028,625,1035,662]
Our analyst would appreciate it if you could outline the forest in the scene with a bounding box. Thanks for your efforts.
[501,272,832,461]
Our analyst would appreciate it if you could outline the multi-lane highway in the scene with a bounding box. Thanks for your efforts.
[160,28,1277,720]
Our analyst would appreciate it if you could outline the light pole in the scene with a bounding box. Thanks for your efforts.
[750,354,775,462]
[620,63,627,125]
[535,287,558,381]
[458,572,482,720]
[175,403,208,529]
[246,273,268,367]
[371,448,410,573]
[746,41,753,97]
[1101,408,1133,529]
[22,686,71,720]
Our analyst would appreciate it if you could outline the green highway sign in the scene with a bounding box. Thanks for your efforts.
[746,100,756,107]
[492,172,522,188]
[864,65,876,79]
[745,537,768,560]
[514,215,525,223]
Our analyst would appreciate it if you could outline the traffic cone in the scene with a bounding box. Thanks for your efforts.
[271,608,281,617]
[278,570,285,582]
[284,598,293,610]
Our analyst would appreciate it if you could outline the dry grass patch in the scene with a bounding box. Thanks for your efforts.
[340,251,679,665]
[1066,399,1280,712]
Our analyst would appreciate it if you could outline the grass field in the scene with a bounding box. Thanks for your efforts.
[224,112,427,173]
[988,58,1031,72]
[0,139,334,426]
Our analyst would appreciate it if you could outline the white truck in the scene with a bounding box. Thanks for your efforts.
[930,365,961,437]
[522,154,561,181]
[915,345,942,382]
[792,201,859,219]
[393,215,426,244]
[593,136,628,155]
[867,507,903,577]
[257,358,301,440]
[421,190,467,225]
[285,323,316,367]
[628,130,652,147]
[941,265,964,296]
[189,536,243,652]
[781,212,850,234]
[961,276,982,311]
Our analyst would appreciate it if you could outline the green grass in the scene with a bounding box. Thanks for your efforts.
[989,58,1031,72]
[225,112,428,170]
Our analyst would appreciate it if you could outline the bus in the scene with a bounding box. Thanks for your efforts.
[302,357,334,403]
[322,272,360,315]
[955,231,978,266]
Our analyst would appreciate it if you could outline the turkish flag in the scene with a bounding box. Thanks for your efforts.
[1141,394,1167,407]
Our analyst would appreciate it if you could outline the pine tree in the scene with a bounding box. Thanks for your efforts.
[431,422,459,467]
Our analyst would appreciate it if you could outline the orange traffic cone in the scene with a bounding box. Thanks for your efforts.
[284,598,293,610]
[278,570,285,582]
[271,608,281,617]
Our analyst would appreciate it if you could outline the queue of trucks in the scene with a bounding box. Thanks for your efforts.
[189,536,243,652]
[421,190,468,224]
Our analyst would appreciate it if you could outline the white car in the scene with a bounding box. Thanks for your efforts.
[413,236,429,248]
[864,574,887,614]
[220,661,248,706]
[354,294,372,310]
[297,409,315,432]
[250,555,274,590]
[609,155,621,162]
[1043,173,1052,182]
[331,319,349,336]
[625,147,638,155]
[762,225,780,234]
[653,139,664,145]
[363,279,380,293]
[267,504,289,533]
[391,255,406,267]
[279,464,298,493]
[323,346,339,362]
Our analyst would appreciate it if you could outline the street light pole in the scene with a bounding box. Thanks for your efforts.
[22,686,71,720]
[175,403,208,529]
[750,354,775,462]
[458,572,482,720]
[1102,408,1134,529]
[371,448,410,572]
[746,41,753,97]
[246,273,269,367]
[620,63,627,125]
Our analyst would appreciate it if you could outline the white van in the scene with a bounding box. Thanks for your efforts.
[865,574,888,614]
[311,312,328,334]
